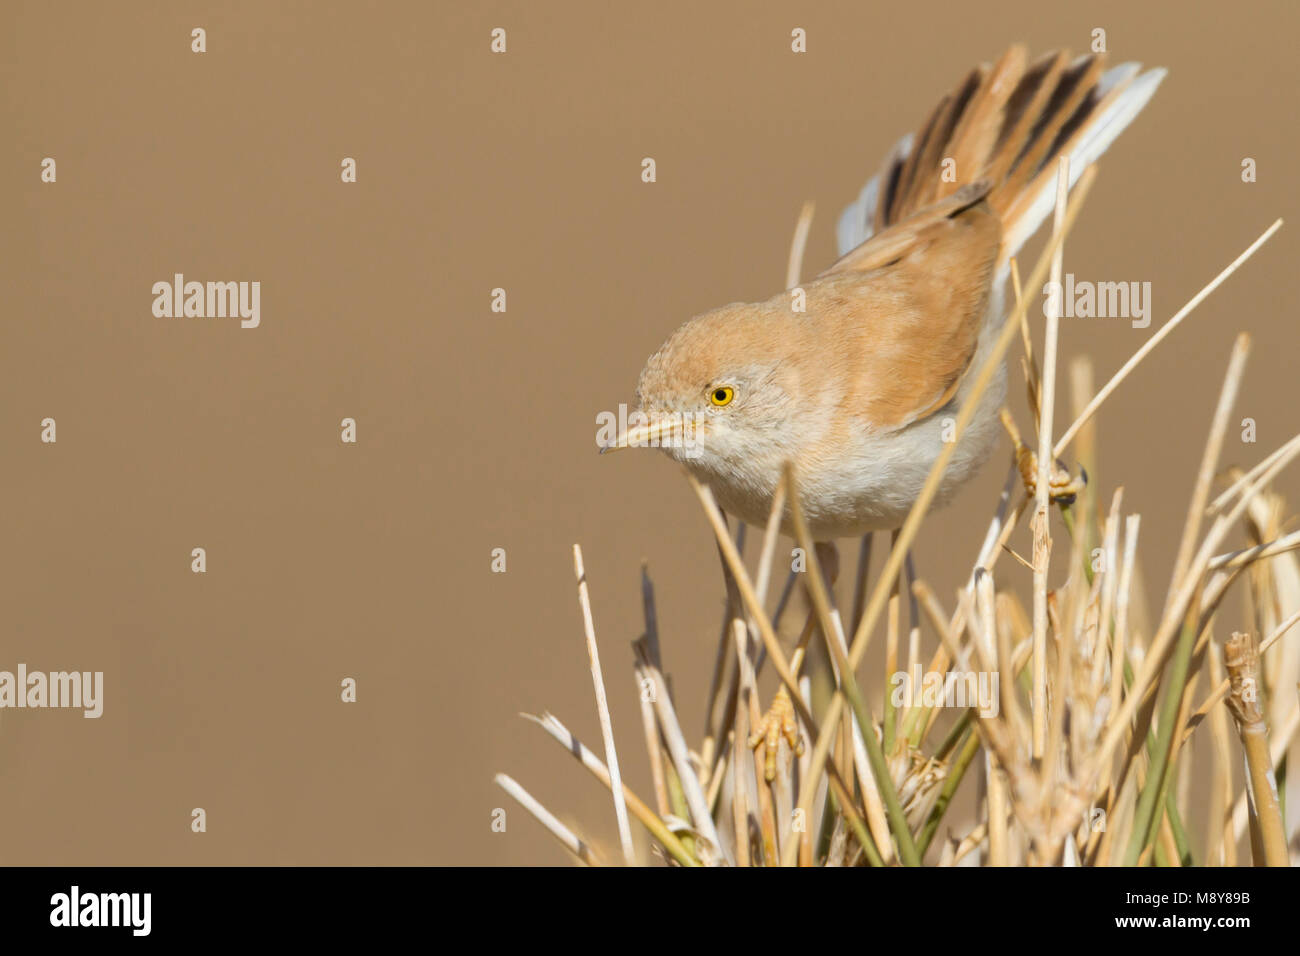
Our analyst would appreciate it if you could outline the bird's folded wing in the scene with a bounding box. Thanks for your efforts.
[820,179,992,277]
[811,199,1001,432]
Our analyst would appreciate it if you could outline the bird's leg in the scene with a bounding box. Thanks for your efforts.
[749,541,839,781]
[748,615,812,782]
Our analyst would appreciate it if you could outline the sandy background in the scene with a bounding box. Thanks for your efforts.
[2,0,1296,864]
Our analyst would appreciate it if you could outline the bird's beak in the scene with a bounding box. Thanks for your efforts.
[599,416,691,455]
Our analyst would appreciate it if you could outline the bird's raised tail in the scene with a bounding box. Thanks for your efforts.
[835,45,1166,265]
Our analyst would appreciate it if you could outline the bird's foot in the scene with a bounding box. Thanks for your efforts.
[747,685,804,782]
[1017,448,1087,505]
[1000,409,1087,504]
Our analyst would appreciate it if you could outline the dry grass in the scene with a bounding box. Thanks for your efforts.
[497,168,1293,866]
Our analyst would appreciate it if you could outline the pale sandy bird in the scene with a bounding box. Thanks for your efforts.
[606,45,1164,543]
[604,45,1165,779]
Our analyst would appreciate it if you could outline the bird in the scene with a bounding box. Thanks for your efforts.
[605,44,1162,536]
[602,45,1165,775]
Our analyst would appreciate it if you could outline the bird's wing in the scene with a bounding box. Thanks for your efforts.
[821,179,991,277]
[811,198,1001,433]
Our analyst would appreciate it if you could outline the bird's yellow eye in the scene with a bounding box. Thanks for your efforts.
[709,386,735,407]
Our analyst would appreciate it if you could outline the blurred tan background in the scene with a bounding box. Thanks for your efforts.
[1,0,1296,864]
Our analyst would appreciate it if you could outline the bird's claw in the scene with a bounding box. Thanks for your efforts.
[1017,449,1087,505]
[747,686,804,782]
[1000,409,1087,504]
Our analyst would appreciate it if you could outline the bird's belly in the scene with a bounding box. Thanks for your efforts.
[696,378,1005,541]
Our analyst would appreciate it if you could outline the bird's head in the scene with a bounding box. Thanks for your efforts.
[602,303,807,475]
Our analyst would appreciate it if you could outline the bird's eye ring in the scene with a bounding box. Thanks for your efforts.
[709,386,735,407]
